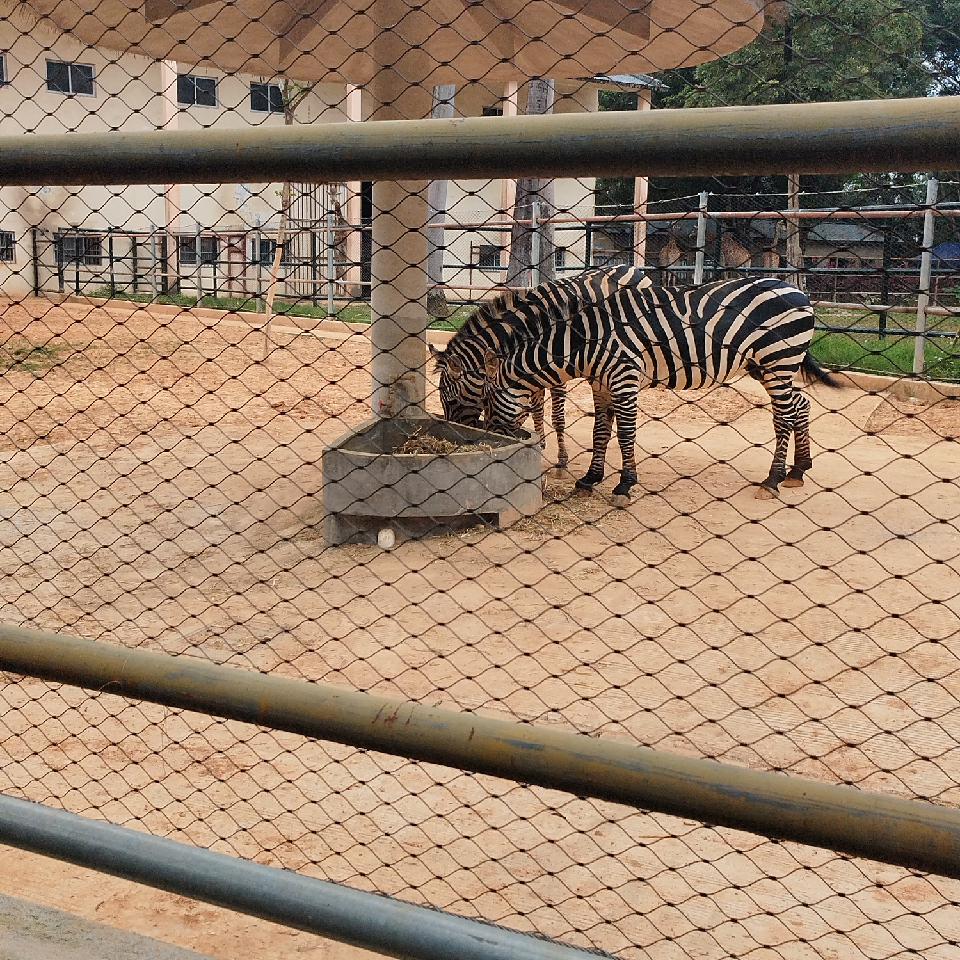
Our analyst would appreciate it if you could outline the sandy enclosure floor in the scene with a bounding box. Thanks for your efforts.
[1,297,960,960]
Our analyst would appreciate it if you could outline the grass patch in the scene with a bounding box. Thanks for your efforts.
[89,286,475,330]
[0,340,69,374]
[813,308,960,381]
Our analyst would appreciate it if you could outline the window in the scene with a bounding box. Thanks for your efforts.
[179,235,219,265]
[555,247,567,270]
[251,237,277,264]
[58,234,102,265]
[46,60,95,96]
[177,73,217,107]
[481,105,504,117]
[251,82,284,114]
[0,55,7,86]
[477,245,503,270]
[0,231,14,263]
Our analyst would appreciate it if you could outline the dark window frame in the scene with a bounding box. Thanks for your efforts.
[477,244,504,270]
[0,231,15,263]
[179,235,219,265]
[58,233,103,266]
[177,73,217,108]
[250,82,284,114]
[251,237,276,265]
[46,60,95,97]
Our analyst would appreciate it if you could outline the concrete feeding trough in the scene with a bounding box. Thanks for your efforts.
[322,416,542,545]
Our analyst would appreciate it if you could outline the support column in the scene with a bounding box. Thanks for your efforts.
[500,81,520,266]
[368,73,432,419]
[632,86,653,269]
[159,60,180,294]
[344,84,363,296]
[914,176,938,375]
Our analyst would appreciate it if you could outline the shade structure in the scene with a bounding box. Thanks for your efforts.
[4,0,769,416]
[14,0,767,85]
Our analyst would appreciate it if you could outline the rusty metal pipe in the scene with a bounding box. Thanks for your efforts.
[0,96,957,186]
[2,622,960,879]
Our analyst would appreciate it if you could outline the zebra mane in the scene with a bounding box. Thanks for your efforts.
[450,284,572,356]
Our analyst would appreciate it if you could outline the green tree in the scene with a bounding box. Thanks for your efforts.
[670,0,930,109]
[647,1,955,282]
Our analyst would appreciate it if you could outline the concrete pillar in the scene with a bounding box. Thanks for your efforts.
[633,87,653,268]
[159,60,180,294]
[344,84,363,296]
[367,68,432,418]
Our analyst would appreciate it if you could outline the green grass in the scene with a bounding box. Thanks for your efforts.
[0,340,68,374]
[812,308,960,381]
[89,286,474,330]
[82,292,960,380]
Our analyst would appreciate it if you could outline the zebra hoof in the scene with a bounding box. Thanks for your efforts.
[755,485,779,500]
[782,465,808,488]
[611,494,631,509]
[548,466,571,481]
[573,477,593,497]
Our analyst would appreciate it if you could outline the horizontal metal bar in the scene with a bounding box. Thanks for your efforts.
[3,624,960,879]
[0,97,958,186]
[0,793,594,960]
[815,324,959,338]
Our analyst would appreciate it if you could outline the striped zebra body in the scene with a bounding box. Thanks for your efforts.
[430,268,650,469]
[432,267,837,499]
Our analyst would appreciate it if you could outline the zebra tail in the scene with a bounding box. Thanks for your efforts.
[800,352,842,388]
[744,355,842,387]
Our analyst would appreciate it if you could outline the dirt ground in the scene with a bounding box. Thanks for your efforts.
[1,297,960,960]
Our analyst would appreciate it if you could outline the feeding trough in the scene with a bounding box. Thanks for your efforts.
[322,417,542,545]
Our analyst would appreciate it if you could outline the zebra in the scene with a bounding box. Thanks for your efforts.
[430,270,653,471]
[431,266,838,500]
[430,340,569,468]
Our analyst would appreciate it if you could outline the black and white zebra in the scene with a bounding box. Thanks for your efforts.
[430,271,654,470]
[431,266,838,499]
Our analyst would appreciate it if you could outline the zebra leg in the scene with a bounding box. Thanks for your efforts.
[782,392,813,487]
[757,377,795,500]
[575,384,614,492]
[550,386,569,469]
[611,386,639,499]
[530,388,547,449]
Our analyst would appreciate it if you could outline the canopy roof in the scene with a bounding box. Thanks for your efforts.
[11,0,768,85]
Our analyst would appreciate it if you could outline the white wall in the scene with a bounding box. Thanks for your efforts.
[0,31,606,300]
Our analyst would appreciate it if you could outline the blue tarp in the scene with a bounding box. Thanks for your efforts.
[907,241,960,266]
[931,241,960,265]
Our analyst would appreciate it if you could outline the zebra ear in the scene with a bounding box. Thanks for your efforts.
[483,348,501,383]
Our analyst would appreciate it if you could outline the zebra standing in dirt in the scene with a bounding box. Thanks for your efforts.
[432,266,838,500]
[430,269,652,472]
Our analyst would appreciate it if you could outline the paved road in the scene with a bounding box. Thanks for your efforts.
[0,891,220,960]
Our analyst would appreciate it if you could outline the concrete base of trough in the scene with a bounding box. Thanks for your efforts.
[322,416,542,545]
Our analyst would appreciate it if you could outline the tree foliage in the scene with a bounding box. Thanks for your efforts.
[644,1,959,203]
[597,2,958,213]
[667,0,931,109]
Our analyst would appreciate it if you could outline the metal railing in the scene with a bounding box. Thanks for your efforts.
[4,623,960,882]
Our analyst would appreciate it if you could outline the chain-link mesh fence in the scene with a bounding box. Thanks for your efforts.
[1,1,960,957]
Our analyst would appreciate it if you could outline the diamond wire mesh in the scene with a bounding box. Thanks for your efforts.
[1,1,960,958]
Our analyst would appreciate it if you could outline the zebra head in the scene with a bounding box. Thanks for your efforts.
[429,343,483,428]
[480,348,536,437]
